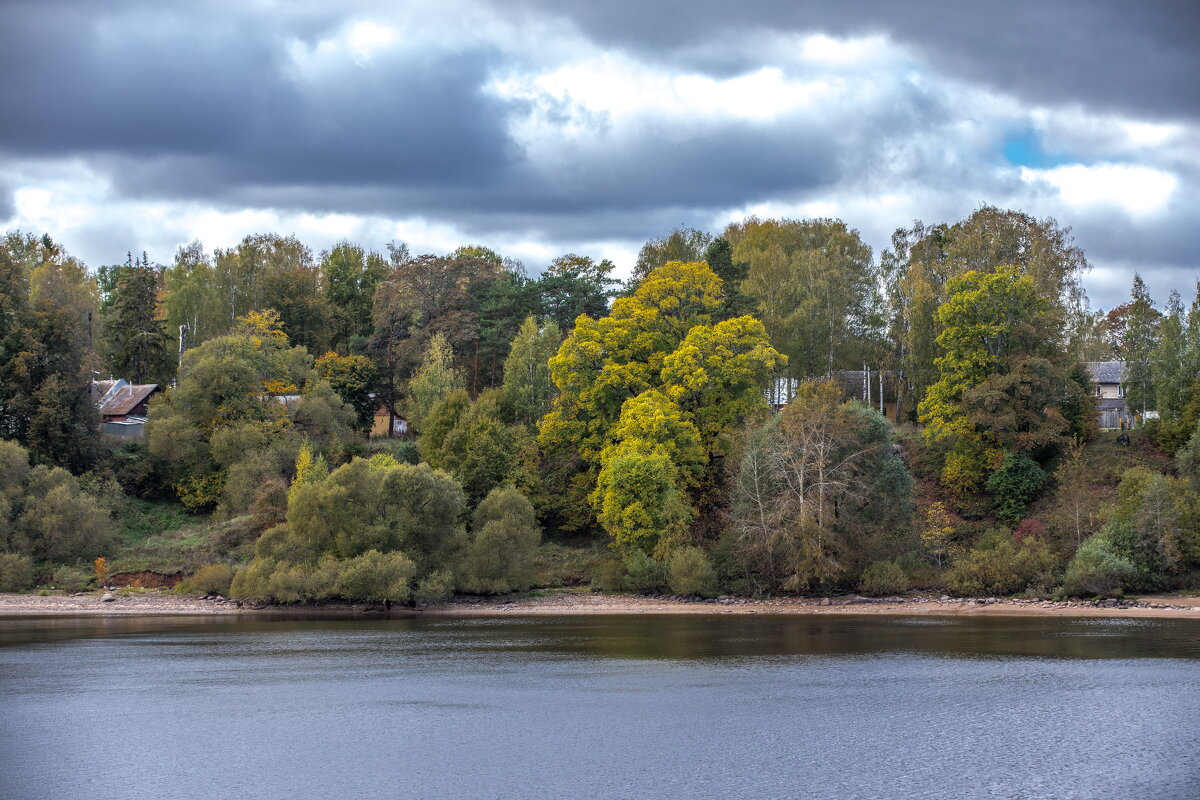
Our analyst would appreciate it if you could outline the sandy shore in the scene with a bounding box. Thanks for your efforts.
[2,589,1200,618]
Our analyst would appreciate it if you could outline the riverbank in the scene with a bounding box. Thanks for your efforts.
[3,589,1200,618]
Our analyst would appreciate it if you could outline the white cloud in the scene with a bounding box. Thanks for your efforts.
[346,20,400,63]
[490,56,840,126]
[799,33,889,65]
[1019,163,1178,215]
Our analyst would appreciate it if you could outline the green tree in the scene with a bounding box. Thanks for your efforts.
[321,241,390,350]
[0,440,113,563]
[501,316,560,427]
[406,333,465,430]
[0,233,102,471]
[313,351,377,429]
[145,309,312,510]
[421,389,537,505]
[163,240,222,350]
[919,266,1090,493]
[101,259,174,384]
[236,456,466,602]
[1122,273,1157,416]
[629,227,712,288]
[919,267,1053,442]
[261,261,332,356]
[883,208,1089,417]
[726,217,881,378]
[729,381,913,591]
[534,254,616,331]
[702,237,757,320]
[985,452,1048,523]
[461,486,541,594]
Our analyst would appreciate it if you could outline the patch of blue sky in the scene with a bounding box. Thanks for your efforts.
[1001,128,1073,169]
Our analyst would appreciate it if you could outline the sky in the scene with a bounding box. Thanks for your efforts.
[1,0,1197,309]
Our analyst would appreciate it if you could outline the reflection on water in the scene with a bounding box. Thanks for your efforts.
[1,613,1199,800]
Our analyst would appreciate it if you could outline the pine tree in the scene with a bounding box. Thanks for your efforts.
[102,256,175,384]
[1123,274,1158,416]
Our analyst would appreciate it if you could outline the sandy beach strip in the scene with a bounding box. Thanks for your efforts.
[2,590,1200,619]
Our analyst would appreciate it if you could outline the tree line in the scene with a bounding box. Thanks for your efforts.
[1,207,1199,602]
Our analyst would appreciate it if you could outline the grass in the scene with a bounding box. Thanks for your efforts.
[106,506,260,574]
[532,540,610,589]
[114,499,195,546]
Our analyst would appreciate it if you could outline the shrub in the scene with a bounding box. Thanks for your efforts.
[859,560,909,596]
[941,439,989,497]
[591,557,627,593]
[189,563,235,596]
[945,528,1056,596]
[667,546,718,597]
[50,565,93,593]
[230,556,339,603]
[0,553,35,592]
[622,549,668,594]
[15,465,114,561]
[414,569,455,605]
[335,550,415,602]
[1063,533,1136,597]
[460,487,541,594]
[986,453,1048,523]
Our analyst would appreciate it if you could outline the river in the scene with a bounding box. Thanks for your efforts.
[2,614,1198,799]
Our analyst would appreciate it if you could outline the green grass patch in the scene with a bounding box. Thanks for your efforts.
[114,499,194,546]
[106,514,260,574]
[532,540,611,589]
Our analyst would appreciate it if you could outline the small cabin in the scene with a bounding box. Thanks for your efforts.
[93,379,161,438]
[1085,361,1132,430]
[371,403,410,438]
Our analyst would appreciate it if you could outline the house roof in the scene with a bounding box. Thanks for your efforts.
[1085,361,1125,384]
[99,383,159,416]
[91,379,120,403]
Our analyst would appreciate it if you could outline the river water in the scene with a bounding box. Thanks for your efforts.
[1,613,1198,800]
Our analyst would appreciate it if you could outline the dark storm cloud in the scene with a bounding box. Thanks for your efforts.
[0,0,929,228]
[0,1,520,184]
[2,0,1196,293]
[519,0,1200,122]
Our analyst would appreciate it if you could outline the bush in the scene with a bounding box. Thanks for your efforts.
[941,439,989,497]
[0,553,35,591]
[230,556,340,603]
[667,546,718,597]
[189,563,235,595]
[460,487,541,594]
[591,557,627,593]
[50,565,93,593]
[335,550,415,602]
[945,528,1057,596]
[622,549,668,594]
[12,465,114,561]
[1063,533,1136,597]
[859,560,909,596]
[414,569,455,604]
[986,452,1048,523]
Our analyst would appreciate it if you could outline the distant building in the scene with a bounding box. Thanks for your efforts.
[766,370,899,419]
[769,362,1133,430]
[1084,361,1133,430]
[371,403,409,438]
[92,379,161,438]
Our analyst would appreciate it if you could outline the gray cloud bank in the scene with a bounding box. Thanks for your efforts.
[0,0,1196,308]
